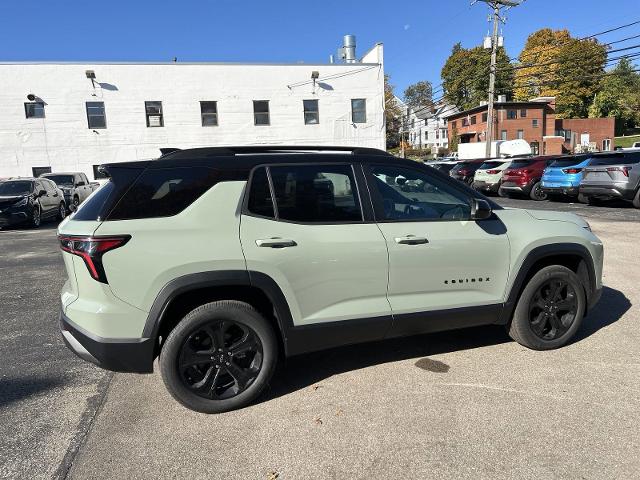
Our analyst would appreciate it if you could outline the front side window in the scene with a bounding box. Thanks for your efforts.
[25,102,45,118]
[200,101,218,126]
[303,99,319,125]
[269,164,362,223]
[246,167,275,218]
[253,100,270,125]
[108,167,219,220]
[369,165,471,221]
[145,101,164,127]
[86,102,106,129]
[351,99,366,123]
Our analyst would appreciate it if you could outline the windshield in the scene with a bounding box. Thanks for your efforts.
[479,161,505,169]
[43,174,74,186]
[0,181,33,196]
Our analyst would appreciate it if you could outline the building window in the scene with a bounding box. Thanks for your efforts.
[32,166,51,177]
[303,99,319,125]
[86,102,106,129]
[25,102,45,119]
[531,141,540,155]
[520,109,527,118]
[532,119,539,128]
[482,112,488,122]
[564,129,572,141]
[517,130,524,140]
[462,117,469,127]
[603,139,611,151]
[351,99,366,123]
[145,101,164,127]
[443,129,448,139]
[253,100,270,125]
[425,131,428,140]
[470,115,477,125]
[507,110,517,120]
[501,130,508,141]
[436,130,439,139]
[200,101,218,126]
[451,121,457,128]
[93,165,109,180]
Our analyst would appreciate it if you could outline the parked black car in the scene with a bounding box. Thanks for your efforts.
[41,172,98,210]
[449,159,485,185]
[0,178,67,228]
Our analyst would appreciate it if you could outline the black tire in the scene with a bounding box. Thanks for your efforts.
[73,196,80,209]
[632,188,640,209]
[587,196,601,206]
[160,300,278,413]
[57,202,67,221]
[508,265,586,350]
[31,204,41,228]
[577,193,589,204]
[498,187,510,198]
[529,181,547,201]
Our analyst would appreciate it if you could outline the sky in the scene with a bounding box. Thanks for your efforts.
[1,0,639,99]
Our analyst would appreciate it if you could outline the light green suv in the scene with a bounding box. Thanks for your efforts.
[58,146,604,413]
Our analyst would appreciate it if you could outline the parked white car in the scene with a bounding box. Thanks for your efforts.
[472,159,513,195]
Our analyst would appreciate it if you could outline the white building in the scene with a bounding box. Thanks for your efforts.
[0,41,384,180]
[399,100,458,154]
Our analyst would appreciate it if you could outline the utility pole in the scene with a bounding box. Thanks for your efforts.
[476,0,521,158]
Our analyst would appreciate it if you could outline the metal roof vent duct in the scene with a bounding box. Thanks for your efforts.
[339,35,357,63]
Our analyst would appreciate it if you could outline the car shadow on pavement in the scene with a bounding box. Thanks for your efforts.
[0,377,64,409]
[262,286,629,404]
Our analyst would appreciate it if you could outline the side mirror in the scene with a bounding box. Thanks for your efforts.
[76,181,85,187]
[471,198,492,220]
[38,189,47,197]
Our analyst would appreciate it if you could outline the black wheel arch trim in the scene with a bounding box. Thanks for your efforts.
[500,242,597,325]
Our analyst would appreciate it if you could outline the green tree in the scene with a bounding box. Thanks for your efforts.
[449,126,459,153]
[514,28,607,118]
[589,58,640,135]
[441,43,514,111]
[403,80,433,112]
[384,74,402,148]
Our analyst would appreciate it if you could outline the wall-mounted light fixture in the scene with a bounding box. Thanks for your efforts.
[86,70,96,88]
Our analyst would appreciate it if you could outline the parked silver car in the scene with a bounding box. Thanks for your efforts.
[579,151,640,207]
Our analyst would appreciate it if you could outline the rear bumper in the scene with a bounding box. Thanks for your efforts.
[500,181,531,194]
[60,310,154,373]
[579,185,635,200]
[541,185,579,196]
[473,180,500,193]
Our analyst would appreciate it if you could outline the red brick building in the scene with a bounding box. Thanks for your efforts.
[446,97,615,155]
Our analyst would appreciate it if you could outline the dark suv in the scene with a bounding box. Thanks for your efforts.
[0,178,67,228]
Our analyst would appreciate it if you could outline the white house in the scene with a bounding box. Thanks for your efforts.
[0,41,384,180]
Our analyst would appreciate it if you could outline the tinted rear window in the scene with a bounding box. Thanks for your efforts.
[549,158,583,167]
[589,153,640,166]
[509,159,534,169]
[107,167,220,220]
[479,161,505,169]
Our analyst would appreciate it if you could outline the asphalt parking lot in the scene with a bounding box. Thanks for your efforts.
[1,198,639,479]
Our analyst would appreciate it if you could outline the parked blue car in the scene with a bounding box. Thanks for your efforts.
[541,154,591,200]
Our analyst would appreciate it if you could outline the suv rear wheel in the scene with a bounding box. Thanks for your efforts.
[529,181,547,201]
[160,300,278,413]
[31,204,41,228]
[508,265,586,350]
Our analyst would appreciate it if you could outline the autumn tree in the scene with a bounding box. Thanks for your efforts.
[403,80,433,113]
[514,28,607,118]
[589,58,640,134]
[384,74,402,148]
[441,42,514,111]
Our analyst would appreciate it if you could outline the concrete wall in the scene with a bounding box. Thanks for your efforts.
[0,50,384,179]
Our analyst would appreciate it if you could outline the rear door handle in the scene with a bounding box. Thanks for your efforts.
[395,235,429,245]
[256,238,297,248]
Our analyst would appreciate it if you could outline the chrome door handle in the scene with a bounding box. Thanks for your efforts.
[394,235,429,245]
[256,238,297,248]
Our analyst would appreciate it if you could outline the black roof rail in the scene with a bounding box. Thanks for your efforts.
[160,145,392,159]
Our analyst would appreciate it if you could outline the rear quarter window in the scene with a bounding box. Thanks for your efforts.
[107,167,221,220]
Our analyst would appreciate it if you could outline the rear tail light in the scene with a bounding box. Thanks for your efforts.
[486,170,501,175]
[59,235,130,283]
[562,168,583,174]
[607,166,630,177]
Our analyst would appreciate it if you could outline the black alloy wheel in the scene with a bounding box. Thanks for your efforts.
[58,203,66,220]
[178,320,262,400]
[530,181,547,201]
[73,196,80,209]
[528,279,578,340]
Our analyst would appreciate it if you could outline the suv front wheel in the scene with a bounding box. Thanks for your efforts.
[160,300,278,413]
[508,265,586,350]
